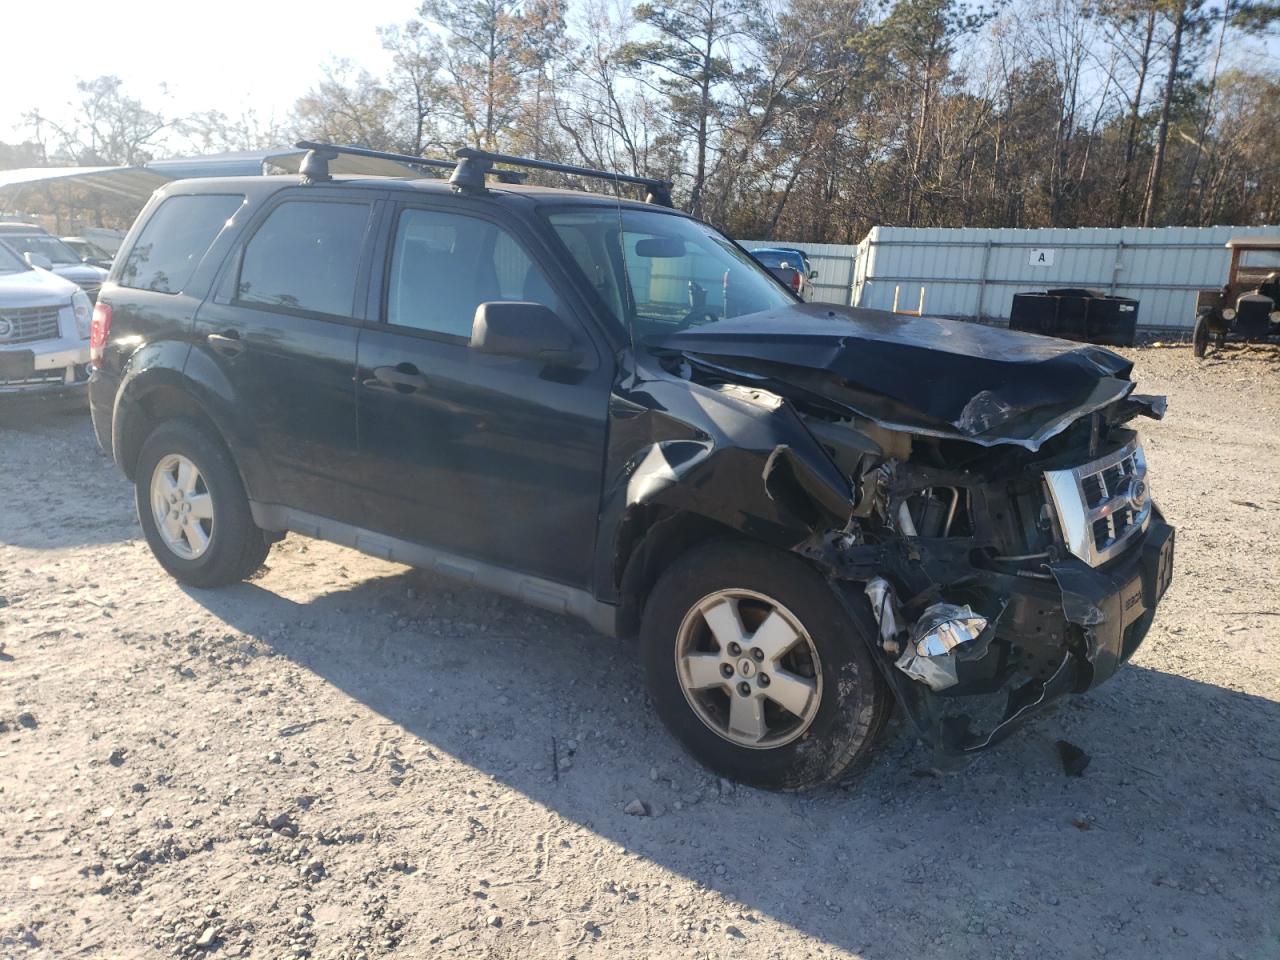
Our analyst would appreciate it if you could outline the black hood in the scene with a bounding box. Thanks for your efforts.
[648,304,1144,450]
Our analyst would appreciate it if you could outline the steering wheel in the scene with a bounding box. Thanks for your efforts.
[673,279,716,330]
[673,309,716,331]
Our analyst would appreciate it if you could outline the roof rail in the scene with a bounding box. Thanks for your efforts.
[294,140,673,206]
[451,147,673,207]
[293,141,526,184]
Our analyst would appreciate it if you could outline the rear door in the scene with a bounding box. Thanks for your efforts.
[193,190,379,524]
[355,200,613,588]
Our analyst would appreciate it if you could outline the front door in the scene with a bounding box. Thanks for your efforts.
[193,192,376,524]
[355,202,612,588]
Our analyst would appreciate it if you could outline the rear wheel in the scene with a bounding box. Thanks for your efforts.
[1193,313,1210,358]
[135,419,271,587]
[640,541,890,790]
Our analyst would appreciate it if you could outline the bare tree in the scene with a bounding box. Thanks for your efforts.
[25,76,173,166]
[292,60,401,150]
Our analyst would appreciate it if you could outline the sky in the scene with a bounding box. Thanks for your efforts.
[4,0,1279,156]
[0,0,417,149]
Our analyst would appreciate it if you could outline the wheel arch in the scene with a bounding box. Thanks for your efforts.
[612,504,795,639]
[112,361,272,504]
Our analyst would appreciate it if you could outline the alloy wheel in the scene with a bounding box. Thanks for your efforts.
[149,453,215,560]
[674,589,823,749]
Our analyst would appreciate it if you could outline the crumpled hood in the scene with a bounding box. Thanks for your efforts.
[648,304,1144,450]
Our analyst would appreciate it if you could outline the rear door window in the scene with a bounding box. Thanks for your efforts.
[119,194,243,293]
[237,200,371,318]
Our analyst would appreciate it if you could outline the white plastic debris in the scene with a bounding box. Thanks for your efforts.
[864,577,904,655]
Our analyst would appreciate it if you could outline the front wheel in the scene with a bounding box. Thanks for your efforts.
[640,541,890,790]
[135,419,271,587]
[1193,313,1211,358]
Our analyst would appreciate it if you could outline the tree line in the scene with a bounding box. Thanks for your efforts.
[6,0,1279,242]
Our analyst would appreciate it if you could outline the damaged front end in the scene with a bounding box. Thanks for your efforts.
[794,416,1174,759]
[618,308,1175,760]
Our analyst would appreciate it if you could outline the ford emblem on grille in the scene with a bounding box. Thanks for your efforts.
[1125,477,1148,511]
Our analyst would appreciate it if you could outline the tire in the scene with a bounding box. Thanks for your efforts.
[135,419,271,587]
[640,540,890,790]
[1192,313,1210,358]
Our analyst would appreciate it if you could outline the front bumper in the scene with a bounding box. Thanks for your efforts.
[0,338,92,396]
[1049,511,1174,692]
[844,509,1175,758]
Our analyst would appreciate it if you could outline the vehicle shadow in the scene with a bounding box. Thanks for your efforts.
[185,567,1280,958]
[0,401,134,550]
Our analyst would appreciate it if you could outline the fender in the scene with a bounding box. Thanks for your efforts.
[593,355,854,606]
[178,343,279,504]
[111,339,193,478]
[111,339,278,504]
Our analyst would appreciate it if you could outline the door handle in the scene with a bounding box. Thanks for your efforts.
[207,330,245,358]
[366,363,429,394]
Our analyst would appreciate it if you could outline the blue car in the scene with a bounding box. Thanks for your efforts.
[750,246,816,298]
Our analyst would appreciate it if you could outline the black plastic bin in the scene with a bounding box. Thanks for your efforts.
[1009,288,1139,347]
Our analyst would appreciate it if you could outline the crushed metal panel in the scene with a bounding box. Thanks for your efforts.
[653,304,1137,450]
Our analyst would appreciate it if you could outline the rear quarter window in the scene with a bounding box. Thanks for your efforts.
[119,194,244,294]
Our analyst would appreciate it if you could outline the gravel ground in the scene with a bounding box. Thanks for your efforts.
[1,344,1278,960]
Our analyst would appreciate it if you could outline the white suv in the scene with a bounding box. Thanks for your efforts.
[0,242,92,398]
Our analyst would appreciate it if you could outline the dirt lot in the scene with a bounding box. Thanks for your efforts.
[1,344,1278,960]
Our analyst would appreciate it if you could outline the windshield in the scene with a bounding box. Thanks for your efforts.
[2,233,83,265]
[67,238,110,259]
[547,208,795,338]
[753,251,792,269]
[1239,249,1280,270]
[0,243,29,274]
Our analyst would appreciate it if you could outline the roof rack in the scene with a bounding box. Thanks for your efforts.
[294,141,526,185]
[294,140,673,207]
[451,147,673,207]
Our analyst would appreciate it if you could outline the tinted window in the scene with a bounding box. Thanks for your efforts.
[120,194,243,293]
[237,200,371,317]
[387,208,560,337]
[753,251,786,269]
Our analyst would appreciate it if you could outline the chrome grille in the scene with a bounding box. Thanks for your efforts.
[1044,440,1150,566]
[0,305,62,345]
[0,371,66,387]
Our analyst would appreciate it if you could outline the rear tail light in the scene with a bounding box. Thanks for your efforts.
[90,301,112,362]
[790,270,801,292]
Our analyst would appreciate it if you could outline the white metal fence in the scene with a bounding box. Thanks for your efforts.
[746,225,1280,331]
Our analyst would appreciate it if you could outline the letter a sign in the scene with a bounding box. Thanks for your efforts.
[1029,248,1055,267]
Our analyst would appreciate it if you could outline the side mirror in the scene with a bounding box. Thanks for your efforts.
[808,269,819,280]
[24,252,53,270]
[471,301,582,365]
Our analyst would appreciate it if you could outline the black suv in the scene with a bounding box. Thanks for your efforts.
[89,143,1175,789]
